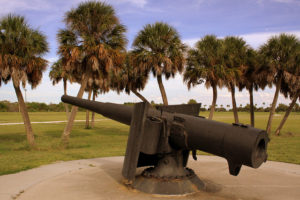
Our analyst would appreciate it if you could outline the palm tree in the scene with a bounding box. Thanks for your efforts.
[183,35,224,119]
[274,69,300,135]
[91,87,100,128]
[111,52,149,103]
[222,36,248,123]
[260,34,300,134]
[49,59,74,118]
[84,82,106,129]
[58,1,127,146]
[238,48,261,127]
[0,14,48,148]
[132,22,186,105]
[84,86,92,129]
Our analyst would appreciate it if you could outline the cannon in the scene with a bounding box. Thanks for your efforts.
[61,95,269,195]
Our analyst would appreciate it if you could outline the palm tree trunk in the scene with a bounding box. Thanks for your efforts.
[14,85,35,148]
[61,76,88,146]
[249,85,255,127]
[63,78,69,119]
[91,90,96,128]
[132,90,149,103]
[266,78,282,134]
[85,88,92,129]
[208,84,217,120]
[230,83,239,123]
[274,92,299,136]
[157,75,168,105]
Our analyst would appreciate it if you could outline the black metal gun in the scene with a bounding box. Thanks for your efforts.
[62,95,269,195]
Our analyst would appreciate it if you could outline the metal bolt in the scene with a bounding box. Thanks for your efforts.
[164,159,169,165]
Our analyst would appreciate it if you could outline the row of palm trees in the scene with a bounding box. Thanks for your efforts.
[51,0,300,146]
[1,1,299,148]
[184,34,300,132]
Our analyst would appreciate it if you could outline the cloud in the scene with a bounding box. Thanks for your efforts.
[272,0,298,3]
[46,57,59,69]
[0,0,148,17]
[182,38,198,48]
[183,30,300,49]
[240,31,300,49]
[46,57,58,63]
[0,0,52,14]
[257,0,300,5]
[107,0,147,8]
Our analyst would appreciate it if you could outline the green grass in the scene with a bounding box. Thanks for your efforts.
[0,112,90,123]
[0,111,299,175]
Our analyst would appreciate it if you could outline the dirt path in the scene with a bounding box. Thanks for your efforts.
[0,119,108,126]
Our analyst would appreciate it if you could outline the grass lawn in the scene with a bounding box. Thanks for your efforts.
[0,111,299,175]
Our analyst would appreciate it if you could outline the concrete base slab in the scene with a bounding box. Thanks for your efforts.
[0,156,299,200]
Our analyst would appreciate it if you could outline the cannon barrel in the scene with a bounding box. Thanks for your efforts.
[61,95,132,125]
[62,95,269,174]
[170,113,269,173]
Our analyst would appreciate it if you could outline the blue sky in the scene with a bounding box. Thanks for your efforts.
[0,0,300,107]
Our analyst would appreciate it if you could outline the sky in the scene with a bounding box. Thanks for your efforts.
[0,0,300,107]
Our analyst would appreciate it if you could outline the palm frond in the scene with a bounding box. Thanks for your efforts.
[57,1,127,92]
[0,14,48,89]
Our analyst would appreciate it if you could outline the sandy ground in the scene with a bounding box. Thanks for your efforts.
[0,156,299,200]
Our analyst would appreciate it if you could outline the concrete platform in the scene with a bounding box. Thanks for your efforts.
[0,156,299,200]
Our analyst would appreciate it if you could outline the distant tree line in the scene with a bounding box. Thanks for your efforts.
[0,101,91,112]
[188,99,300,112]
[124,100,300,112]
[3,99,299,113]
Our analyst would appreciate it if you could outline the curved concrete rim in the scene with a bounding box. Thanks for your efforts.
[0,156,299,200]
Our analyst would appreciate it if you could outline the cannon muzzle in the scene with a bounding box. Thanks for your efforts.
[170,113,269,175]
